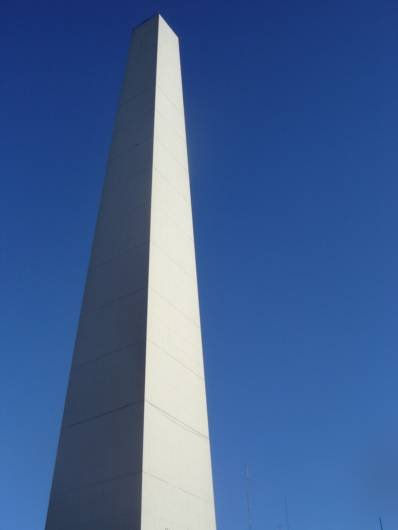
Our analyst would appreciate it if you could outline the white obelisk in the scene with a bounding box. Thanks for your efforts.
[45,13,217,530]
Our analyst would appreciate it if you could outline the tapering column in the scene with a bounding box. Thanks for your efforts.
[45,14,217,530]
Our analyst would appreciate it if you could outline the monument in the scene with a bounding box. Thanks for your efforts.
[45,14,217,530]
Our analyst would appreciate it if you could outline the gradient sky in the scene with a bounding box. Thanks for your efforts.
[1,1,397,529]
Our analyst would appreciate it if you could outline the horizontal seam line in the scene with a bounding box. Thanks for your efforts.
[104,163,152,188]
[89,240,149,271]
[157,85,182,112]
[63,401,143,429]
[152,164,189,202]
[102,166,151,195]
[151,240,196,280]
[142,470,212,503]
[72,341,146,368]
[51,471,141,497]
[113,108,154,137]
[147,326,203,363]
[156,138,189,171]
[96,196,150,226]
[149,287,200,328]
[118,84,155,110]
[74,341,202,376]
[147,305,202,350]
[107,134,153,164]
[81,286,146,315]
[147,337,204,380]
[150,201,193,241]
[155,107,186,141]
[145,400,208,440]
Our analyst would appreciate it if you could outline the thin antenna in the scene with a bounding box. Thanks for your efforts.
[379,517,384,530]
[284,496,291,530]
[245,465,253,530]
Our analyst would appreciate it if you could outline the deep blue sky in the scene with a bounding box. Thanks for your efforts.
[1,1,397,529]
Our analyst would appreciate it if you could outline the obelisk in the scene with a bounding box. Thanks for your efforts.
[45,14,217,530]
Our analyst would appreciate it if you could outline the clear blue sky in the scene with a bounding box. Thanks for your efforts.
[1,1,397,529]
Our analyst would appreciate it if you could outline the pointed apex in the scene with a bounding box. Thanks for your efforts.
[158,13,179,39]
[132,13,178,39]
